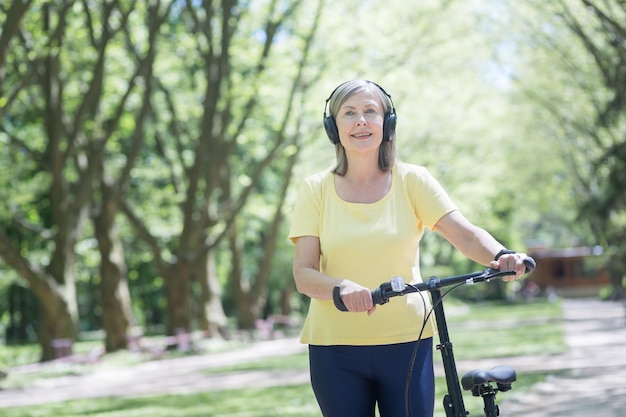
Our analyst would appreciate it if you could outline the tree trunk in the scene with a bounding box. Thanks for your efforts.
[164,261,192,335]
[93,186,134,352]
[280,284,294,316]
[229,228,258,330]
[37,288,76,361]
[0,230,78,362]
[196,250,228,337]
[35,252,79,361]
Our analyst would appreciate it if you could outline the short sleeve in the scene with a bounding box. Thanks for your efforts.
[288,174,324,243]
[401,164,458,230]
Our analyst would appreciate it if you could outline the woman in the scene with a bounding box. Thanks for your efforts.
[288,79,528,417]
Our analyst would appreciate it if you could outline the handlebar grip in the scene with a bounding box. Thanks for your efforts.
[332,285,349,311]
[333,285,383,312]
[371,287,388,306]
[523,257,536,274]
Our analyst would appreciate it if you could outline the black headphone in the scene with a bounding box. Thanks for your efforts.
[323,80,397,145]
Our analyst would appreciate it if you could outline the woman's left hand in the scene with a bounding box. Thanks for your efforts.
[490,252,529,281]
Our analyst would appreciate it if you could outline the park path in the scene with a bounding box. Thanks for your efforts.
[500,298,626,417]
[0,298,624,416]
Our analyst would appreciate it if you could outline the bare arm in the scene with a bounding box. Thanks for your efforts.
[434,210,527,279]
[434,211,505,265]
[292,235,337,299]
[293,235,375,313]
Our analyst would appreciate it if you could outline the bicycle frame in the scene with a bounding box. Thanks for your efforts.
[381,269,516,417]
[433,283,468,416]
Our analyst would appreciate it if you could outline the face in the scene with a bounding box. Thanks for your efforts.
[335,89,385,153]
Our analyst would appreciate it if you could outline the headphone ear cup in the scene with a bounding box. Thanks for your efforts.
[324,115,340,145]
[383,112,397,142]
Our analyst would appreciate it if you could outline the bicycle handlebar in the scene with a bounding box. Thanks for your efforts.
[333,257,536,312]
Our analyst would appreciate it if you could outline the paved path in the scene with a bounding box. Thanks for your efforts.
[500,298,626,417]
[0,335,309,407]
[0,298,624,416]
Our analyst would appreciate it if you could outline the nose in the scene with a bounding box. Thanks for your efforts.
[356,113,368,125]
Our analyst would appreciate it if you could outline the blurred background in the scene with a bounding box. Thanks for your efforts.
[0,0,624,365]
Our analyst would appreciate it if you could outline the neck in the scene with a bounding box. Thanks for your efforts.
[345,158,386,182]
[333,156,392,204]
[344,152,383,182]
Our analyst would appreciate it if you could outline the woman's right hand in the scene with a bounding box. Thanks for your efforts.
[293,236,376,315]
[339,280,376,315]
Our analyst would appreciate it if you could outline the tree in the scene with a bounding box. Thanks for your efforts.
[91,1,174,351]
[0,0,152,359]
[122,0,325,335]
[513,0,626,295]
[227,3,323,329]
[562,0,626,295]
[0,1,97,360]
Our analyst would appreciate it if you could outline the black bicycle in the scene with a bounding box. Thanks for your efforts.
[333,258,536,417]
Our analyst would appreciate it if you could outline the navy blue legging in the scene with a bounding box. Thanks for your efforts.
[309,338,434,417]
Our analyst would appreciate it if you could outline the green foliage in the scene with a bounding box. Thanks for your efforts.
[510,1,626,243]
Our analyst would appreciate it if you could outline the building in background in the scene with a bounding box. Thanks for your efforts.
[527,246,609,298]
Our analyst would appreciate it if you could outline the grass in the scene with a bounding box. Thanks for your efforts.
[0,343,40,369]
[0,386,321,417]
[0,299,565,417]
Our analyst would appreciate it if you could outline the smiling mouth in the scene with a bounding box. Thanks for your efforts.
[352,133,371,138]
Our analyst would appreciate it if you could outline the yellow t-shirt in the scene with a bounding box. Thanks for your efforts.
[288,161,458,346]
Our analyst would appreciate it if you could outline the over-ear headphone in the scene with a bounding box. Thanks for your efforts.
[323,80,397,145]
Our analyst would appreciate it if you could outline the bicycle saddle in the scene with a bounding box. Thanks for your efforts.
[461,365,517,391]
